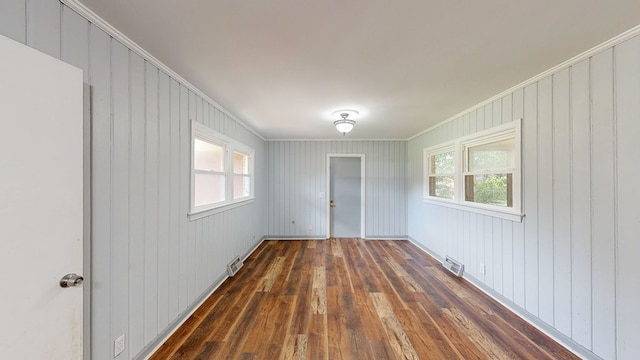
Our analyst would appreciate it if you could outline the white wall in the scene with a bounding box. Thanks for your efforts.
[407,34,640,360]
[267,141,407,238]
[0,1,267,359]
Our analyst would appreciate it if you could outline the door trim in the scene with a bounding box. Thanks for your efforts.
[326,154,365,239]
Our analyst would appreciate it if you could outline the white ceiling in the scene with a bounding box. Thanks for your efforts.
[78,0,640,140]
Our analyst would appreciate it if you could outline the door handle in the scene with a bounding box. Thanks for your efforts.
[60,273,84,288]
[330,200,335,207]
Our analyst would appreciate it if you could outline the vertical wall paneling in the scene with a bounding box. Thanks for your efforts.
[61,7,88,81]
[266,141,406,238]
[590,48,616,360]
[128,51,146,355]
[178,85,189,312]
[88,24,112,359]
[193,95,203,295]
[522,83,540,316]
[187,91,196,301]
[537,76,555,325]
[552,68,572,335]
[511,88,526,308]
[483,216,493,287]
[469,110,477,134]
[569,58,593,349]
[614,35,640,360]
[493,98,502,126]
[467,213,477,278]
[492,217,502,293]
[111,40,130,359]
[476,107,485,132]
[502,94,513,125]
[157,71,171,330]
[475,214,485,283]
[168,78,181,321]
[484,103,493,129]
[0,0,26,43]
[502,220,513,301]
[143,62,160,344]
[26,0,60,58]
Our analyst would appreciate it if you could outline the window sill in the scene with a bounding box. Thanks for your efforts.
[189,197,255,221]
[423,197,524,222]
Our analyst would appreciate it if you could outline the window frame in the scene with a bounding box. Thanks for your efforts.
[190,120,255,219]
[231,144,255,201]
[423,144,457,203]
[462,127,520,213]
[423,119,523,222]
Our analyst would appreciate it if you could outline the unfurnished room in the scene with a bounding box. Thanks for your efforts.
[1,0,640,359]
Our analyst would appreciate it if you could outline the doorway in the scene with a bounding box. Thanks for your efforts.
[327,154,365,238]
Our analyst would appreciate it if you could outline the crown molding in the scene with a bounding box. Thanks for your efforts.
[408,23,640,141]
[60,0,265,141]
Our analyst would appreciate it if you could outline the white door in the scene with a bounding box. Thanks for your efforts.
[329,156,362,238]
[0,35,84,359]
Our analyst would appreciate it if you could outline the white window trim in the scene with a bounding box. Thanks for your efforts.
[231,143,255,202]
[423,119,524,222]
[423,143,457,203]
[189,120,255,220]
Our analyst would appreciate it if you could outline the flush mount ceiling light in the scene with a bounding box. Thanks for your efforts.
[332,109,358,135]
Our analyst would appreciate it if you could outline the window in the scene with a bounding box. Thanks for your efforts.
[423,120,522,221]
[233,150,252,200]
[191,121,254,217]
[424,146,455,200]
[193,138,226,206]
[463,136,515,208]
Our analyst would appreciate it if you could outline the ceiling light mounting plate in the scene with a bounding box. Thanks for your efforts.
[331,109,359,120]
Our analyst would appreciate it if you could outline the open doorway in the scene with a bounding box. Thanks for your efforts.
[327,154,365,238]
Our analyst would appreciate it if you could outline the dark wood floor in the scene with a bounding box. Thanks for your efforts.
[150,239,578,360]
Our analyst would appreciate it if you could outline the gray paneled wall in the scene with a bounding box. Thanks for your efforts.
[408,35,640,360]
[267,141,407,238]
[0,1,267,359]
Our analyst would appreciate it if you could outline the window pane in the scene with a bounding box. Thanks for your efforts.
[431,151,454,174]
[429,175,454,199]
[194,138,224,172]
[465,173,512,207]
[468,138,515,172]
[233,175,250,199]
[194,173,225,206]
[233,152,249,175]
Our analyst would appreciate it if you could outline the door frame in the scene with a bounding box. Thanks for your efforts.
[326,153,365,239]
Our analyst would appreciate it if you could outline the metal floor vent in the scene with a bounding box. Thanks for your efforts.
[227,256,243,277]
[443,256,464,277]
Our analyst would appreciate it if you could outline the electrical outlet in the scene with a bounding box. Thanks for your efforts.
[308,225,313,232]
[480,264,486,275]
[114,334,125,357]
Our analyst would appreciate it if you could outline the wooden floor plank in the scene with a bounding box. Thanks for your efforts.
[150,239,579,360]
[370,292,419,360]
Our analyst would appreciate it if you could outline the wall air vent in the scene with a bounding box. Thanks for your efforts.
[226,256,244,277]
[443,256,464,277]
